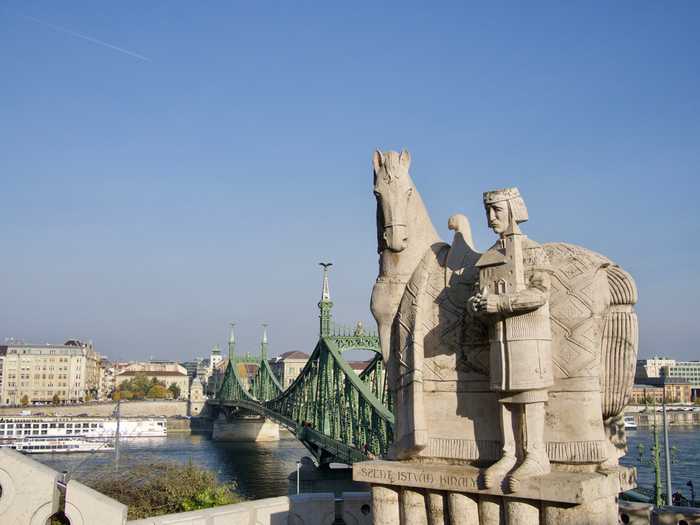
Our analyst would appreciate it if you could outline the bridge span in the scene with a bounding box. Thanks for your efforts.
[206,265,393,466]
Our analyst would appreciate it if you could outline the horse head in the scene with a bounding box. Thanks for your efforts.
[373,149,414,253]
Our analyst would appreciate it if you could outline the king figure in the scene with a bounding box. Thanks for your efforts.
[469,187,553,492]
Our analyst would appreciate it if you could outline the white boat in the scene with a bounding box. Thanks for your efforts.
[8,436,114,454]
[624,415,638,429]
[0,416,167,440]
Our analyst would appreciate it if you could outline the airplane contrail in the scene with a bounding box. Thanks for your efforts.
[21,14,151,62]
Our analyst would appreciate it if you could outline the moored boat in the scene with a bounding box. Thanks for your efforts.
[0,415,166,440]
[6,436,114,454]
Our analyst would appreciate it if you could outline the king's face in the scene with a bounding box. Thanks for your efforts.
[486,202,510,235]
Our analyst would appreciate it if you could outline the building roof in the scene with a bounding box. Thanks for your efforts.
[118,370,187,377]
[273,351,310,361]
[347,360,372,372]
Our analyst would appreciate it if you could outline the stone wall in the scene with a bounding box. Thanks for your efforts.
[4,448,700,525]
[0,400,188,418]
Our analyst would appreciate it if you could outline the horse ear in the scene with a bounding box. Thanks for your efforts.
[372,150,384,174]
[399,149,411,168]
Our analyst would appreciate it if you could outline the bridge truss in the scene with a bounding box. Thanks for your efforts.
[209,331,393,466]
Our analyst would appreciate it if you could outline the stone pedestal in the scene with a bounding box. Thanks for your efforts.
[353,461,635,525]
[212,417,280,441]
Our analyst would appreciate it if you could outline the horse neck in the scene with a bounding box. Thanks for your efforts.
[379,190,440,280]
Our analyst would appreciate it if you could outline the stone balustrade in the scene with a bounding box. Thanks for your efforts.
[4,448,700,525]
[0,449,372,525]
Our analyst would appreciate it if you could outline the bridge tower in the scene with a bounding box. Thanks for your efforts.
[228,322,236,361]
[260,324,269,360]
[318,262,334,337]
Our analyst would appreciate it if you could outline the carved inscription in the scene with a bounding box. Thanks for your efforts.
[356,464,479,491]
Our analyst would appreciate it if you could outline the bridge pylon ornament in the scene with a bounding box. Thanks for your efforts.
[356,149,639,525]
[318,262,334,337]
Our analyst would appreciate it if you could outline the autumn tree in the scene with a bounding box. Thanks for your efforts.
[168,383,181,399]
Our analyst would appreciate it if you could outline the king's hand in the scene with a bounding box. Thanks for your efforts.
[468,291,500,315]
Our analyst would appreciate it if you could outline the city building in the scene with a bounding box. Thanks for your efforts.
[635,357,700,398]
[115,362,189,399]
[629,377,693,405]
[635,357,677,380]
[98,361,117,400]
[270,351,310,387]
[180,358,210,382]
[0,340,100,405]
[209,345,223,375]
[347,360,372,374]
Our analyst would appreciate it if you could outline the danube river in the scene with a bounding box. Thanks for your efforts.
[33,427,699,501]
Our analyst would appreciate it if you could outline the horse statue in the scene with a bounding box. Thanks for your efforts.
[370,149,638,470]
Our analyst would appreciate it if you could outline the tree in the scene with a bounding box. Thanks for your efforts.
[168,383,181,399]
[20,395,29,406]
[52,393,60,405]
[148,384,168,399]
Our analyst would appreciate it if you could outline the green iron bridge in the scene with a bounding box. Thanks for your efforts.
[206,265,393,466]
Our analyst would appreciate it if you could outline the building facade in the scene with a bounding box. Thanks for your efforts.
[630,378,693,405]
[270,351,310,387]
[635,357,700,398]
[115,362,189,399]
[635,357,677,380]
[0,341,100,405]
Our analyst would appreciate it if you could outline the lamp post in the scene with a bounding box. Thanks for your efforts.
[662,395,673,506]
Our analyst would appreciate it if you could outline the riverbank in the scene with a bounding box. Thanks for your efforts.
[625,407,700,426]
[0,399,188,417]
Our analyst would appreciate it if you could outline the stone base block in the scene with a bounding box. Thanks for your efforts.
[353,460,634,505]
[354,460,635,525]
[212,418,280,441]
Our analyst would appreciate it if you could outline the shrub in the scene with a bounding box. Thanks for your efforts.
[84,460,242,520]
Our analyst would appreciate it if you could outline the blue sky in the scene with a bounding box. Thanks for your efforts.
[1,1,698,361]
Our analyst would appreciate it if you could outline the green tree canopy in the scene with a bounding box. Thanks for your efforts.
[168,383,181,399]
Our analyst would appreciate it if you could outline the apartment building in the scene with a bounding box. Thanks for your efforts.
[270,351,310,387]
[0,340,100,405]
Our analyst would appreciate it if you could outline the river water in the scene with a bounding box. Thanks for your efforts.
[33,427,700,501]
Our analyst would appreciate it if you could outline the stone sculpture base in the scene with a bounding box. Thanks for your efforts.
[353,461,635,525]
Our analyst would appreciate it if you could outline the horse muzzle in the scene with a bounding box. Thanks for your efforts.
[383,224,408,252]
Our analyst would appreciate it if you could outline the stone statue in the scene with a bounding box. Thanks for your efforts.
[469,188,553,491]
[357,149,639,525]
[370,149,444,365]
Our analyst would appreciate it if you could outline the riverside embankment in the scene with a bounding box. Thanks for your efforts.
[0,399,213,433]
[0,399,189,417]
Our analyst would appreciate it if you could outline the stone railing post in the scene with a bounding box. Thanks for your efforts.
[65,479,128,525]
[0,449,61,524]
